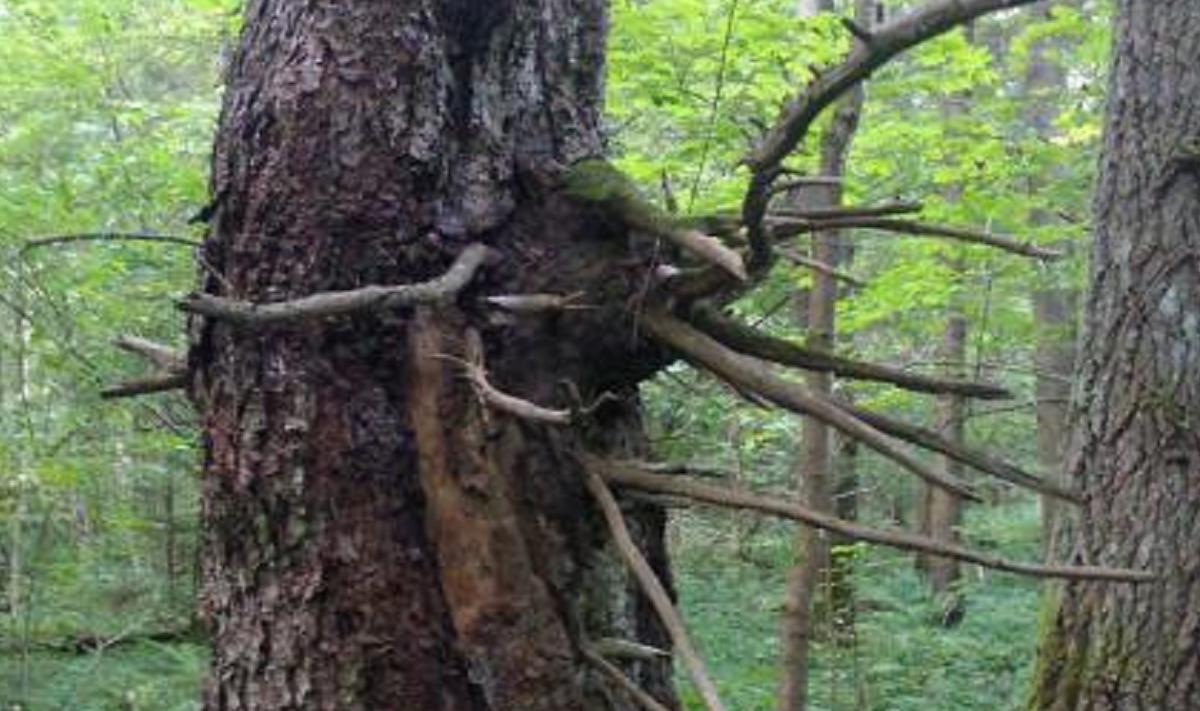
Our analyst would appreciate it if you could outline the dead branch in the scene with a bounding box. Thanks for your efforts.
[643,312,981,501]
[834,400,1083,504]
[687,307,1010,400]
[114,335,184,371]
[768,175,845,196]
[777,247,866,288]
[590,638,671,661]
[485,292,590,313]
[665,229,748,281]
[769,200,922,221]
[581,644,674,711]
[774,217,1061,260]
[442,357,573,426]
[101,372,188,400]
[584,469,730,711]
[179,243,489,327]
[590,460,1152,583]
[21,233,202,254]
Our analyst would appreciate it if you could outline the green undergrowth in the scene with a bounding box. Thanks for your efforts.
[0,642,206,711]
[672,500,1043,711]
[1,502,1042,711]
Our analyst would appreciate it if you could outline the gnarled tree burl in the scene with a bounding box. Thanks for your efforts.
[112,1,1155,709]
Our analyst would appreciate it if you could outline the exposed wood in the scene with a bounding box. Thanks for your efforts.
[643,311,982,501]
[665,229,748,281]
[179,244,489,327]
[485,293,590,313]
[590,638,671,661]
[583,469,730,711]
[688,306,1011,399]
[589,460,1153,583]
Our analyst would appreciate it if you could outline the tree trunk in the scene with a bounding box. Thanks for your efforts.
[916,308,967,598]
[1028,3,1200,709]
[777,3,868,709]
[189,4,675,710]
[1023,0,1078,557]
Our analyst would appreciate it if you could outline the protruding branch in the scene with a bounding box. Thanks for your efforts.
[777,247,866,288]
[588,459,1152,583]
[666,229,747,281]
[583,469,730,711]
[442,357,573,426]
[101,372,187,400]
[179,244,489,327]
[642,312,981,501]
[835,401,1083,503]
[485,293,590,314]
[773,217,1062,260]
[770,200,923,222]
[581,644,674,711]
[21,233,201,255]
[590,638,671,661]
[114,336,184,372]
[688,307,1010,399]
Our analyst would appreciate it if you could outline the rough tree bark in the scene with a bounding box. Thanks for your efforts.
[1029,3,1200,709]
[188,3,674,710]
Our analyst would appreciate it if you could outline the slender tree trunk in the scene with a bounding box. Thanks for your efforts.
[190,4,674,710]
[917,307,967,598]
[1022,0,1078,557]
[777,4,869,709]
[1029,3,1200,709]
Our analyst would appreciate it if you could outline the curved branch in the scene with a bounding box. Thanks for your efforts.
[179,244,489,327]
[687,307,1010,400]
[745,0,1044,172]
[642,312,981,501]
[589,459,1152,583]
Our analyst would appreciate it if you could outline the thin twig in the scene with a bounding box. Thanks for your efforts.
[21,233,201,254]
[589,459,1152,583]
[583,469,730,711]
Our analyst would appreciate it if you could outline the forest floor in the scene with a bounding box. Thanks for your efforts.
[0,502,1043,711]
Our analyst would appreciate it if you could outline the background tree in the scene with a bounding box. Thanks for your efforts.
[1029,1,1200,708]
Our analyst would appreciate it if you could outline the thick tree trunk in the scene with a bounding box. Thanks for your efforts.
[1028,3,1200,709]
[189,3,674,710]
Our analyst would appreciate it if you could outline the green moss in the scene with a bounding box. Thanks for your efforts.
[561,158,672,235]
